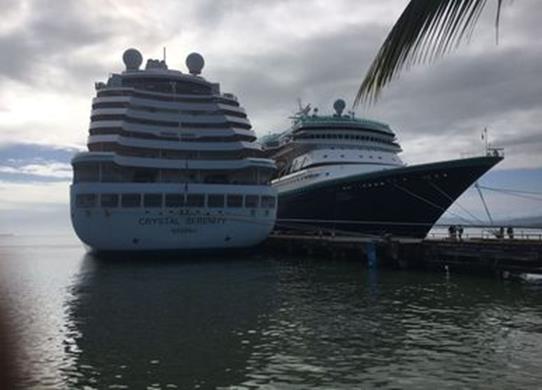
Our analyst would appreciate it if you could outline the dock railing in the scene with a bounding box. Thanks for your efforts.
[427,230,542,241]
[272,220,542,242]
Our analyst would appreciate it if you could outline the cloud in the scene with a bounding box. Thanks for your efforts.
[176,0,542,170]
[0,142,76,161]
[0,0,177,92]
[0,162,71,181]
[0,143,75,182]
[0,1,107,85]
[0,0,540,206]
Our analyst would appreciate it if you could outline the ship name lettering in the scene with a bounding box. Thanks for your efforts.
[171,228,196,234]
[138,217,180,226]
[186,216,226,225]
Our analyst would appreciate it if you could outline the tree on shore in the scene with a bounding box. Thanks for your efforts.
[355,0,504,106]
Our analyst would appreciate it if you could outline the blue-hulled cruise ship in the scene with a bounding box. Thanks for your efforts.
[262,99,503,238]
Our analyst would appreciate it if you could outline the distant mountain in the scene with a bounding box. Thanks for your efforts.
[499,216,542,228]
[438,215,542,228]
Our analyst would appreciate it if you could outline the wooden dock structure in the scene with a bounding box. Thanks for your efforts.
[262,232,542,276]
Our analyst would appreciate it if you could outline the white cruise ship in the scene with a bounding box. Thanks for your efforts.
[70,49,277,251]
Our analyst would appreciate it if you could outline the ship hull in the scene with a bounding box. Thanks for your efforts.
[275,156,503,238]
[70,184,276,252]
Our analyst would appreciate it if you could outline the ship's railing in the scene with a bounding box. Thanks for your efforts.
[486,147,504,158]
[460,147,504,159]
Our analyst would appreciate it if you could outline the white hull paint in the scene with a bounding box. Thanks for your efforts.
[272,163,398,194]
[71,208,275,251]
[70,184,276,251]
[71,49,278,252]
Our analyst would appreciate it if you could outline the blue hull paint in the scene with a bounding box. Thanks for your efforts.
[276,156,503,238]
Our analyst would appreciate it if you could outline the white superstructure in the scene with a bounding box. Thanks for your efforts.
[70,49,277,251]
[264,99,404,193]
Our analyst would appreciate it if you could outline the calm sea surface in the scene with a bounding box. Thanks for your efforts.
[1,235,542,389]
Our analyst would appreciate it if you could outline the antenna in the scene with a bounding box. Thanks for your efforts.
[163,47,167,63]
[481,127,489,154]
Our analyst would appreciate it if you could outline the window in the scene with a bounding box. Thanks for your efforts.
[100,194,118,208]
[143,193,162,208]
[227,194,243,208]
[186,194,204,207]
[101,163,122,182]
[207,194,224,208]
[261,196,276,209]
[133,169,157,183]
[165,194,184,207]
[245,195,259,208]
[74,163,99,183]
[121,194,141,208]
[76,194,96,208]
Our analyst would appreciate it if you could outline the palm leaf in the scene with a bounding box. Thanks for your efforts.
[354,0,503,106]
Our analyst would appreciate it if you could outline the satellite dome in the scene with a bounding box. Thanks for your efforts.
[123,48,143,71]
[333,99,346,116]
[186,52,205,75]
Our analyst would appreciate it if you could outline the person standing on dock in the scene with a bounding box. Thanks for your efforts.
[448,225,457,241]
[457,225,464,241]
[507,226,514,240]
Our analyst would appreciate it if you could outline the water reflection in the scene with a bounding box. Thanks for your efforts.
[63,253,279,389]
[236,259,542,388]
[3,237,540,389]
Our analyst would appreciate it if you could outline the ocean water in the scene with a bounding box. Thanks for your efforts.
[1,235,542,389]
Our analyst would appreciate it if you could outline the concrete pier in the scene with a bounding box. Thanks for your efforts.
[262,232,542,276]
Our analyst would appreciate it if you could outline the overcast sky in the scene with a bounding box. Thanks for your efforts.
[0,0,541,234]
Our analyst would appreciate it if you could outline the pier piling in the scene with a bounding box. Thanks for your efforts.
[262,231,542,276]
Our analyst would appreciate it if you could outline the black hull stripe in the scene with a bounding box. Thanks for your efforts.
[276,155,503,238]
[277,156,502,197]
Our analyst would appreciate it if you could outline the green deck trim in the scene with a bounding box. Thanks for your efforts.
[295,115,392,133]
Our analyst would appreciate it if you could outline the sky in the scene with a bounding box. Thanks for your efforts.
[0,0,541,235]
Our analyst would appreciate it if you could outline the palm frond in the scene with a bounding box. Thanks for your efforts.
[354,0,503,106]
